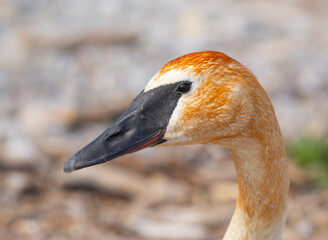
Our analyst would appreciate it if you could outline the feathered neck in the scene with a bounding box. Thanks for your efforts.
[222,109,289,240]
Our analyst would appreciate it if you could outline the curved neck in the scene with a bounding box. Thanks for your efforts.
[223,125,289,240]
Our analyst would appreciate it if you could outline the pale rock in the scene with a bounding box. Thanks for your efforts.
[210,182,238,203]
[129,217,207,239]
[60,163,146,196]
[18,101,79,136]
[0,120,40,166]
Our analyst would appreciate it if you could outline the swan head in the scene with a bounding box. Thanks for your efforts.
[64,51,266,173]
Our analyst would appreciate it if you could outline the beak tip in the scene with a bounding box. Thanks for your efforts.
[63,157,75,173]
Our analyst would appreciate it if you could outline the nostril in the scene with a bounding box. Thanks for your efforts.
[105,130,126,141]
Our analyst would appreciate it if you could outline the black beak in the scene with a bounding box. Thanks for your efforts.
[63,107,165,173]
[64,82,187,173]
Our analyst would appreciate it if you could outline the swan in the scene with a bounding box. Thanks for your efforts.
[64,51,289,240]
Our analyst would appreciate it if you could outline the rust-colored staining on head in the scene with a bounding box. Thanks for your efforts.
[145,51,244,92]
[161,51,258,145]
[159,51,234,75]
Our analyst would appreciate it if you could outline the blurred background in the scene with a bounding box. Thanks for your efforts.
[0,0,327,239]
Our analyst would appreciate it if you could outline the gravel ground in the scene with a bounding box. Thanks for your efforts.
[0,0,327,239]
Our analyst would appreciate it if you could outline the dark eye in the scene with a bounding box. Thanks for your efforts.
[176,82,192,93]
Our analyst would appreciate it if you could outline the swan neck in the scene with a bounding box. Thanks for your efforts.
[223,133,289,240]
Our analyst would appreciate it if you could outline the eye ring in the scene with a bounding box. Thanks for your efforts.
[176,81,192,93]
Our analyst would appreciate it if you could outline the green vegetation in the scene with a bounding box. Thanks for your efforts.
[287,135,328,188]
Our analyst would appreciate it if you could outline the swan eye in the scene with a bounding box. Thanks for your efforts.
[176,82,192,93]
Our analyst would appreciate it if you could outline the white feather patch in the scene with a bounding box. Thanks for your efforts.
[144,67,196,92]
